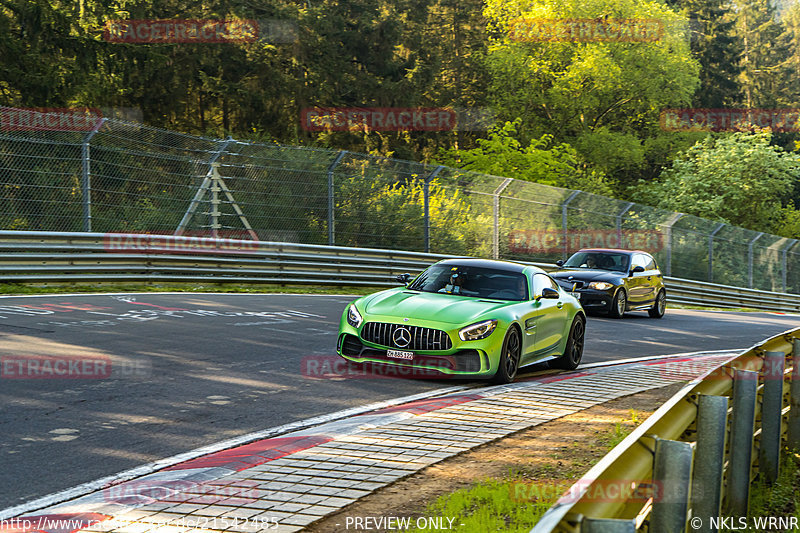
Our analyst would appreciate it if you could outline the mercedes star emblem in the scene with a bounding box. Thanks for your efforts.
[392,327,412,348]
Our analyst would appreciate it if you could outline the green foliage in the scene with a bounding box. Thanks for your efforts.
[436,120,614,196]
[334,176,492,256]
[634,132,800,231]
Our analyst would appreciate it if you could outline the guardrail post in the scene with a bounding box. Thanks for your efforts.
[326,151,347,246]
[81,117,107,232]
[747,232,764,289]
[493,178,513,260]
[581,518,637,533]
[424,165,444,253]
[761,351,785,483]
[725,369,758,516]
[561,191,580,261]
[651,438,693,533]
[789,338,800,450]
[691,395,728,532]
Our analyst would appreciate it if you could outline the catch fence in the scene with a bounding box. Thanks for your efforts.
[1,107,797,292]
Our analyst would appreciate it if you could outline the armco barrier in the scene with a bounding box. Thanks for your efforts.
[531,329,800,533]
[0,230,798,313]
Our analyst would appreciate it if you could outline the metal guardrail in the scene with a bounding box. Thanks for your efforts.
[0,231,798,313]
[531,328,800,533]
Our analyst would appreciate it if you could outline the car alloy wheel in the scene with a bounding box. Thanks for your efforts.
[491,327,521,384]
[649,289,666,318]
[551,316,585,370]
[609,289,626,319]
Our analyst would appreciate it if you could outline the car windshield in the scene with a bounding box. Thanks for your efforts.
[408,265,528,301]
[563,252,629,272]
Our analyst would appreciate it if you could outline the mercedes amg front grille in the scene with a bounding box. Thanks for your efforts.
[361,322,452,351]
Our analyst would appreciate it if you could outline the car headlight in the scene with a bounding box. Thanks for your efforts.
[458,320,497,341]
[346,304,363,328]
[588,281,614,290]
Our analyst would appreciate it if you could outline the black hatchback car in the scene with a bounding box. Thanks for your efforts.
[550,249,666,318]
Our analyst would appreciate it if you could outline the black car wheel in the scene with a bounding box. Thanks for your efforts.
[491,326,521,384]
[649,289,667,318]
[608,288,627,318]
[551,316,585,370]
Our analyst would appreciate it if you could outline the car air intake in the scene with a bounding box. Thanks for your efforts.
[361,322,453,351]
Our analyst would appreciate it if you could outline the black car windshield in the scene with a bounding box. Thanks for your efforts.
[563,252,629,272]
[408,265,528,301]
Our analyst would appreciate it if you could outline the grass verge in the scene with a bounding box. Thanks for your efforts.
[408,410,643,533]
[0,282,375,296]
[748,450,800,531]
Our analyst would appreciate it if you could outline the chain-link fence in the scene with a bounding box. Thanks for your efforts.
[1,107,798,293]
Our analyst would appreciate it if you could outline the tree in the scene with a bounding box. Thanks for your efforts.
[633,132,800,231]
[482,0,701,189]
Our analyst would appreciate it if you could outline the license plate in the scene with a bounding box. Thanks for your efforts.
[570,292,581,300]
[387,350,414,360]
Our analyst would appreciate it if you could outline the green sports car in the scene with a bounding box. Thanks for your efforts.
[336,258,586,383]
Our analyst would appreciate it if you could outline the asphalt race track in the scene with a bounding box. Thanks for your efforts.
[0,292,797,509]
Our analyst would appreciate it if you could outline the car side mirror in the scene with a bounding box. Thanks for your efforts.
[538,287,560,300]
[556,260,564,267]
[396,273,412,285]
[630,265,645,275]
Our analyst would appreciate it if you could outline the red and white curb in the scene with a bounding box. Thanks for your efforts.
[0,350,741,533]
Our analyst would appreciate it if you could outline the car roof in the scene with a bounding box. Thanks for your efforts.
[576,248,651,255]
[435,258,544,274]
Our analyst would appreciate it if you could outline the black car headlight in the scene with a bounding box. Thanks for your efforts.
[346,304,363,328]
[458,320,497,341]
[588,281,614,290]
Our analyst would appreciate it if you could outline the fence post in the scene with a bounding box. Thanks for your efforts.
[663,213,683,277]
[747,232,764,289]
[691,395,728,532]
[326,150,347,246]
[650,438,693,533]
[789,338,800,450]
[761,351,786,483]
[616,202,634,247]
[81,117,107,232]
[725,369,758,516]
[493,178,513,260]
[424,165,444,253]
[561,191,580,260]
[783,239,799,293]
[708,223,725,283]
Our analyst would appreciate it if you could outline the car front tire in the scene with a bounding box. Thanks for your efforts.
[490,326,521,384]
[608,288,627,319]
[648,289,667,318]
[550,316,585,370]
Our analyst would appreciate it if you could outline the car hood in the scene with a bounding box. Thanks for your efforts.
[361,288,511,325]
[551,269,622,283]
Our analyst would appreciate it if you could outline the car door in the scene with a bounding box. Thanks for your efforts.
[640,253,661,303]
[522,274,568,363]
[627,253,650,304]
